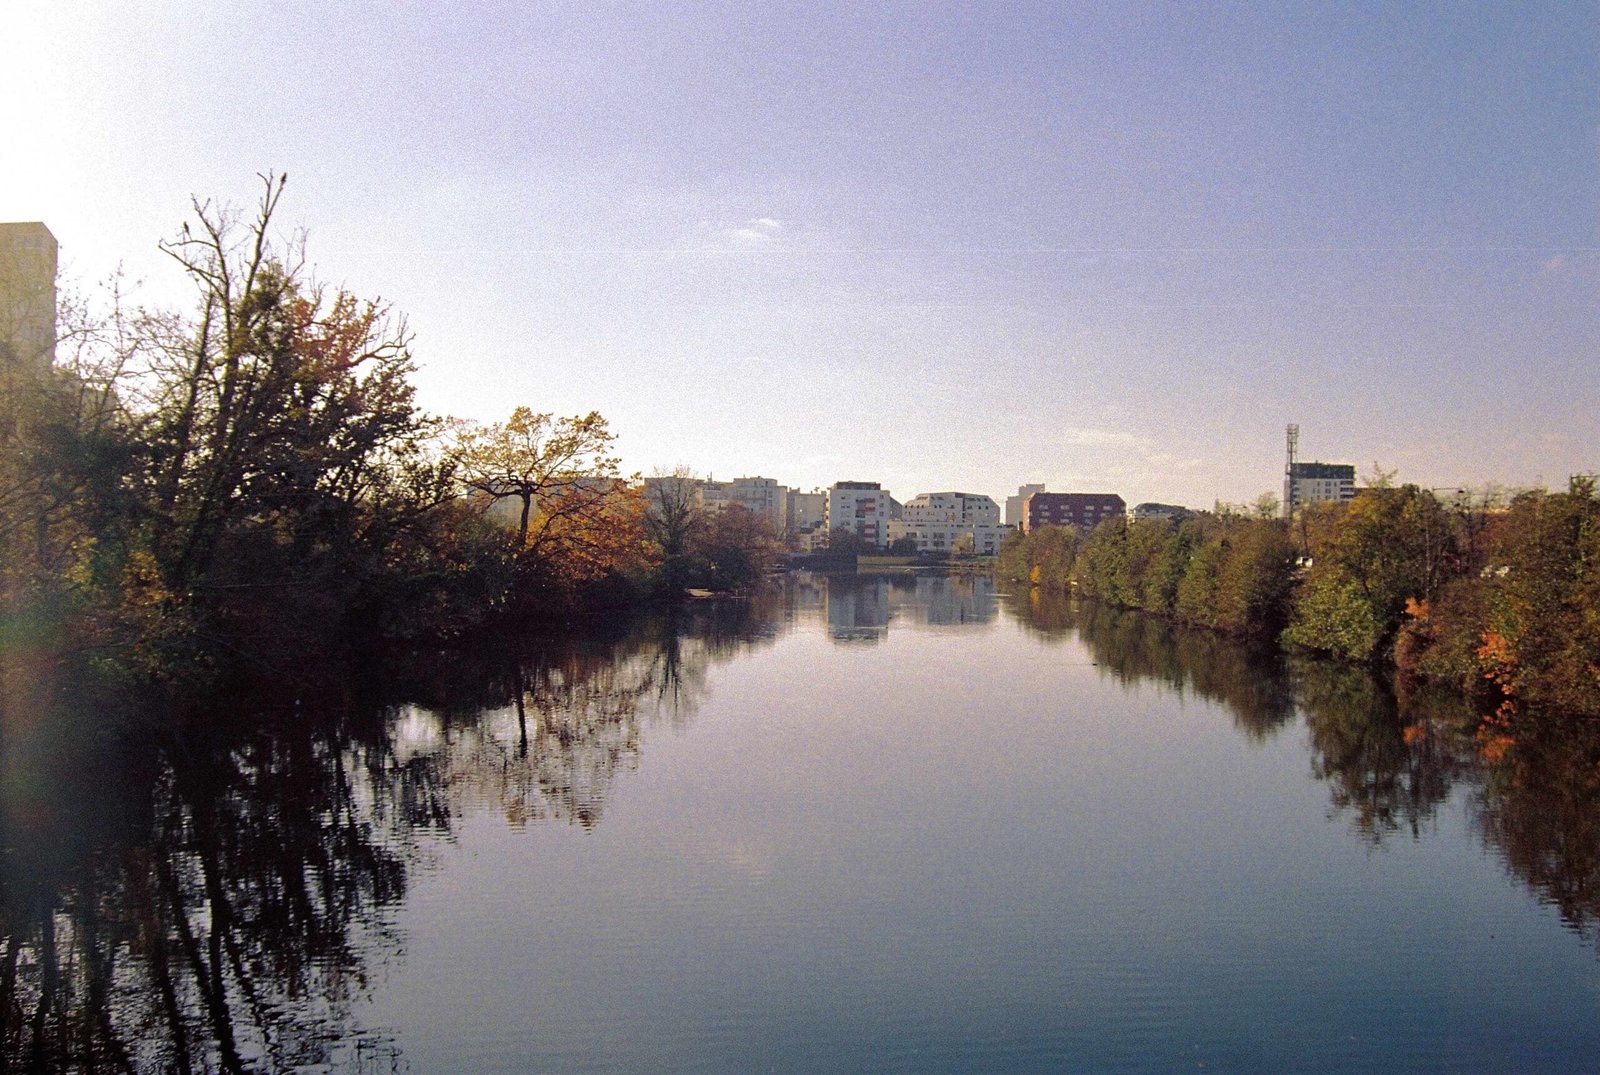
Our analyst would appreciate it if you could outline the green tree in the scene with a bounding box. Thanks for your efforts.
[1213,518,1294,634]
[824,528,867,557]
[887,534,920,556]
[1477,481,1600,715]
[1073,518,1129,605]
[1117,517,1182,612]
[997,524,1079,590]
[1286,485,1461,663]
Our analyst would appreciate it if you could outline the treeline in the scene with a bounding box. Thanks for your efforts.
[998,508,1295,636]
[999,480,1600,719]
[0,176,777,680]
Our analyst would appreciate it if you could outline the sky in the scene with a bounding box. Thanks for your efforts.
[2,1,1595,509]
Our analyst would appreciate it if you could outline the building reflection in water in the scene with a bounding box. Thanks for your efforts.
[1,579,1598,1068]
[797,570,998,642]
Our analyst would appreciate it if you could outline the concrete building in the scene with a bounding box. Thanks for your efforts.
[886,518,1010,555]
[0,222,58,373]
[888,491,1007,555]
[699,475,786,532]
[1005,484,1046,528]
[786,489,827,540]
[1021,492,1126,533]
[901,491,1001,527]
[1282,424,1357,517]
[825,481,891,548]
[1284,462,1356,514]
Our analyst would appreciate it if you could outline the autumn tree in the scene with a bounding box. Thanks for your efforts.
[0,277,179,664]
[450,407,647,597]
[1211,518,1294,634]
[998,524,1080,590]
[686,503,782,590]
[1285,485,1462,663]
[1476,480,1600,716]
[134,173,438,595]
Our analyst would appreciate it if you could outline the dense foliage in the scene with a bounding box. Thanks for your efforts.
[0,177,776,687]
[999,510,1295,637]
[1002,479,1600,720]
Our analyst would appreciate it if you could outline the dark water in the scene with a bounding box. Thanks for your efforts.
[5,574,1600,1072]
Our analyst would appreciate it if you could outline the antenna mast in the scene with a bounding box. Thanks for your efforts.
[1284,424,1300,519]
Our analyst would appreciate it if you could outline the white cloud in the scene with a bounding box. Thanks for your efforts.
[725,217,784,244]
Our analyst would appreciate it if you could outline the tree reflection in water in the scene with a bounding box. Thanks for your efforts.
[384,596,779,834]
[1472,712,1600,945]
[4,584,1600,1068]
[0,689,412,1072]
[1008,588,1600,925]
[0,596,778,1072]
[1013,588,1297,739]
[1293,657,1477,843]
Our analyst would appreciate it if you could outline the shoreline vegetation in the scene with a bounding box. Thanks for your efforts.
[998,480,1600,726]
[2,177,1594,743]
[0,178,787,698]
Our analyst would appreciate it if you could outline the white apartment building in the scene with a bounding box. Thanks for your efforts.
[902,491,1000,527]
[1284,462,1357,516]
[886,518,1010,556]
[825,481,891,547]
[887,491,1007,555]
[0,222,57,373]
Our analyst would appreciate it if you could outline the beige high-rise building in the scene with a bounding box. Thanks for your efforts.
[1005,483,1046,528]
[0,222,58,373]
[699,475,788,532]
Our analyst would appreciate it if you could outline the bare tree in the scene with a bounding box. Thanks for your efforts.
[641,467,703,560]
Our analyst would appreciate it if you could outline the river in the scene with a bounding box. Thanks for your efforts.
[3,573,1599,1071]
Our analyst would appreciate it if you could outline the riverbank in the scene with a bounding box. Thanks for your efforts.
[999,480,1600,723]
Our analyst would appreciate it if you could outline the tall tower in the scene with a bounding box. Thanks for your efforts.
[0,222,58,374]
[1283,423,1299,519]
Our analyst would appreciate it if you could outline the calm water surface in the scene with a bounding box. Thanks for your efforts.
[5,574,1600,1071]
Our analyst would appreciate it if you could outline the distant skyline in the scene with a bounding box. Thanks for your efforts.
[3,2,1595,509]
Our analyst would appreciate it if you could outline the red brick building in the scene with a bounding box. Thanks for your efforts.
[1021,492,1126,533]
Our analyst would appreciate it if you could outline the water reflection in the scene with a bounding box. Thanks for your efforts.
[1472,714,1600,943]
[387,602,778,833]
[0,688,410,1072]
[801,571,999,642]
[2,581,1599,1068]
[1011,588,1297,740]
[1293,658,1477,844]
[0,598,778,1072]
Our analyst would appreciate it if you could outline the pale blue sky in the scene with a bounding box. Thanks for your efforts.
[3,1,1595,507]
